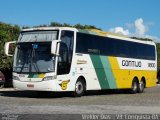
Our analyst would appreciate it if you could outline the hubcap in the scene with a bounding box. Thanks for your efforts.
[139,81,144,91]
[75,81,83,94]
[133,82,137,91]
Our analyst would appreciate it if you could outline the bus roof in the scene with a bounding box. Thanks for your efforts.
[22,27,78,32]
[22,27,155,45]
[78,29,155,45]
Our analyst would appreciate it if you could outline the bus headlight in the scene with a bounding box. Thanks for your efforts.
[42,76,56,81]
[13,75,20,81]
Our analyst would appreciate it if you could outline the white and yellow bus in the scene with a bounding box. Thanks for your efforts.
[5,27,157,97]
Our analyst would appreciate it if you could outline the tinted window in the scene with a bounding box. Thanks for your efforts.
[57,31,74,75]
[76,33,155,60]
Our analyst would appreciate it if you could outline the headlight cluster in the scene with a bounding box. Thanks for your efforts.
[42,76,56,81]
[13,75,20,81]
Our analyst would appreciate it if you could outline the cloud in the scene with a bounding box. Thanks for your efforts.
[109,18,159,42]
[134,18,146,36]
[109,18,148,36]
[109,27,130,36]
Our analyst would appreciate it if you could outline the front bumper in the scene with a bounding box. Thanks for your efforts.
[13,80,57,91]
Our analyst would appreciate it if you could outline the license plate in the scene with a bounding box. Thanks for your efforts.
[27,84,34,88]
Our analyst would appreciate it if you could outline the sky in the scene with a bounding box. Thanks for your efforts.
[0,0,160,41]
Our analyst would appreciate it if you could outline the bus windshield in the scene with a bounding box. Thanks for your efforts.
[13,42,55,73]
[13,30,59,73]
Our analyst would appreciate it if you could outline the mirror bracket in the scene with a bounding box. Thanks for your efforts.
[51,40,61,55]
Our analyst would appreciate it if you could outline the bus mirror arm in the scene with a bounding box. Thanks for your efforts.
[51,40,61,56]
[4,41,16,57]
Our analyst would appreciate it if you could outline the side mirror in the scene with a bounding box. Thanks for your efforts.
[4,41,16,56]
[51,40,61,55]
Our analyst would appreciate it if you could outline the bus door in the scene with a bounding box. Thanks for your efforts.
[56,30,74,91]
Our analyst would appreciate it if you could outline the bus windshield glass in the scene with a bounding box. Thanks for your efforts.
[13,30,59,73]
[13,42,55,73]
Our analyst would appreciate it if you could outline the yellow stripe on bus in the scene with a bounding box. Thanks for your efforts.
[108,57,157,89]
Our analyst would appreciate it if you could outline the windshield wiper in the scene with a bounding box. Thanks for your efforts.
[14,66,29,68]
[30,44,40,73]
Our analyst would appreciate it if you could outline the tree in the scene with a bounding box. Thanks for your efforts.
[74,24,84,29]
[22,26,30,29]
[63,23,72,27]
[131,37,153,41]
[49,22,102,30]
[0,22,20,70]
[50,22,63,27]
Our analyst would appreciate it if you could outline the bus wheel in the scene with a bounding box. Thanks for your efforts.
[130,79,138,94]
[138,80,145,93]
[73,78,86,97]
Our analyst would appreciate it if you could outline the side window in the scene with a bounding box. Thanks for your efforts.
[148,45,156,60]
[57,31,74,75]
[137,44,155,60]
[76,33,101,54]
[76,33,89,54]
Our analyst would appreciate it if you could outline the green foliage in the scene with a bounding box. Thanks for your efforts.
[50,22,102,30]
[33,24,48,28]
[50,22,63,27]
[0,22,20,70]
[22,21,102,30]
[131,37,153,41]
[22,26,30,29]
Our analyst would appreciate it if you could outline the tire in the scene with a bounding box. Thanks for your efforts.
[73,78,86,97]
[130,79,138,94]
[138,80,145,93]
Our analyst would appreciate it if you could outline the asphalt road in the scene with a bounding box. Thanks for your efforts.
[0,85,160,119]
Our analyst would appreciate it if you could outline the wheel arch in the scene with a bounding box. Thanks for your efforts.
[133,76,139,84]
[76,76,86,90]
[73,75,87,97]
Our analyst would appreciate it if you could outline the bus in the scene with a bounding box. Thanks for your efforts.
[5,27,157,97]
